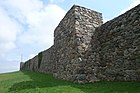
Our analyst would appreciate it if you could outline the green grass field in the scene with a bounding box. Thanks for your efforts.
[0,71,139,93]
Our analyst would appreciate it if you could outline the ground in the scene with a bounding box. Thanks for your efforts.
[0,71,140,93]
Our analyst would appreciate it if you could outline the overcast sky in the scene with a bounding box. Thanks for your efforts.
[0,0,139,73]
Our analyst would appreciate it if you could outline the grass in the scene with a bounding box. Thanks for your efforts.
[0,71,139,93]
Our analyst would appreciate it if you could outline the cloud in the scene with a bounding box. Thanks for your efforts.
[0,0,66,73]
[119,0,140,15]
[1,0,43,23]
[0,0,66,54]
[19,4,66,47]
[49,0,65,3]
[0,57,19,73]
[0,6,21,57]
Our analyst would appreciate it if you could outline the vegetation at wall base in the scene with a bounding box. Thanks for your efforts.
[0,71,139,93]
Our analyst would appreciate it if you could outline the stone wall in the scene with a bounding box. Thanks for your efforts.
[54,5,102,81]
[21,55,38,71]
[20,4,140,83]
[21,5,102,82]
[92,5,140,81]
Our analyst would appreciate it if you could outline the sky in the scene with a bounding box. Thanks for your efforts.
[0,0,139,73]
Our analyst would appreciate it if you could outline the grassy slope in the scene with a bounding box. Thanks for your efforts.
[0,71,140,93]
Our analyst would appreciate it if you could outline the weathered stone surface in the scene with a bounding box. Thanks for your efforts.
[20,4,140,83]
[94,5,140,81]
